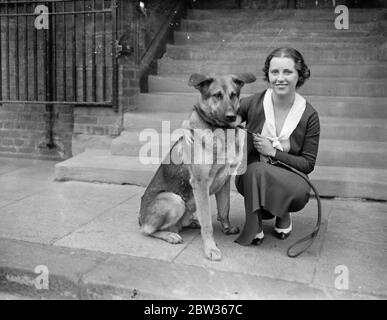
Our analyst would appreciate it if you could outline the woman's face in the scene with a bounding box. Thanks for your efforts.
[268,57,299,97]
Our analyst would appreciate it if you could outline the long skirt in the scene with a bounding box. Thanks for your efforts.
[234,161,310,245]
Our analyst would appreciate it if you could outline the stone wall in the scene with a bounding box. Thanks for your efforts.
[237,0,387,8]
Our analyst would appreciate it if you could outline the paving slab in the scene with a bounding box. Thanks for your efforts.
[0,158,58,201]
[82,254,329,300]
[0,157,39,175]
[0,161,57,182]
[326,200,387,246]
[0,238,109,299]
[0,292,34,300]
[0,199,14,209]
[0,181,142,244]
[313,233,387,297]
[318,288,382,300]
[174,194,329,285]
[54,193,200,262]
[0,235,382,300]
[54,189,331,284]
[0,155,385,299]
[0,175,52,201]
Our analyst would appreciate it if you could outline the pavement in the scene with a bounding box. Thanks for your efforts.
[0,156,386,300]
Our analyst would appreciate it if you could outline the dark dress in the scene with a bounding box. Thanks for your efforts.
[234,90,320,245]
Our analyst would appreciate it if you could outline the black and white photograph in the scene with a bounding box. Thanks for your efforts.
[0,0,386,304]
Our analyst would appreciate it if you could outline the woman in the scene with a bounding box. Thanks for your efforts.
[235,47,320,246]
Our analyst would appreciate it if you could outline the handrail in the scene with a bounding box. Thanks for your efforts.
[140,0,186,72]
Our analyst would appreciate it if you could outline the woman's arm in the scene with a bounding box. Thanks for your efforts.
[273,111,320,175]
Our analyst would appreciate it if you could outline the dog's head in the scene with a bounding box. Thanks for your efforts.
[188,73,256,126]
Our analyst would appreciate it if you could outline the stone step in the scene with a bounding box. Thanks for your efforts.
[172,39,383,51]
[179,18,384,33]
[136,93,387,118]
[164,44,387,62]
[178,26,378,37]
[55,149,158,186]
[190,0,249,9]
[311,166,387,200]
[121,110,387,142]
[180,17,383,29]
[54,149,387,200]
[186,8,387,21]
[191,0,289,9]
[111,130,387,170]
[148,75,387,97]
[157,58,387,79]
[174,31,386,45]
[158,59,387,78]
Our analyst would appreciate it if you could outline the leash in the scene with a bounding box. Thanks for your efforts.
[237,125,322,258]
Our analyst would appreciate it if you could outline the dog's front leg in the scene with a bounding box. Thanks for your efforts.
[191,178,222,261]
[215,177,240,235]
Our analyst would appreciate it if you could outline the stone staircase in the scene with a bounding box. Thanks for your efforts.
[56,5,387,201]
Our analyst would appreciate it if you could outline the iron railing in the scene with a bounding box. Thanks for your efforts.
[0,0,119,110]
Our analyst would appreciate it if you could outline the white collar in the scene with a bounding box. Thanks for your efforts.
[261,88,306,151]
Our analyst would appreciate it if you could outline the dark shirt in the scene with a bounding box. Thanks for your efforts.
[238,90,320,175]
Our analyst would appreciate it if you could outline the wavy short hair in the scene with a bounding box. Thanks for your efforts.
[262,47,311,88]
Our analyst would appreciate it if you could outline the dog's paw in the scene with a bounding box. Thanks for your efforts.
[165,232,184,244]
[205,246,222,261]
[221,225,240,235]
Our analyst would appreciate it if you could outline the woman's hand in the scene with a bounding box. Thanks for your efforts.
[253,134,276,157]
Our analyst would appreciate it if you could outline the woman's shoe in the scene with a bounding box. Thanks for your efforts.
[251,230,264,245]
[274,214,292,240]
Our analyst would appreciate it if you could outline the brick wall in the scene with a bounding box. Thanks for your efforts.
[0,103,73,159]
[119,58,141,113]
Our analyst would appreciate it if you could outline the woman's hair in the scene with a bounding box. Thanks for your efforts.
[262,47,311,88]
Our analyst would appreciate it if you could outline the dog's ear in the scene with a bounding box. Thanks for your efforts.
[188,73,214,94]
[231,73,257,88]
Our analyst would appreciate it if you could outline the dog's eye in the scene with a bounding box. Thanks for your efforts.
[213,92,223,99]
[230,92,237,99]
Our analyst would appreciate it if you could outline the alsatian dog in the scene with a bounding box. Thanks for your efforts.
[139,73,256,261]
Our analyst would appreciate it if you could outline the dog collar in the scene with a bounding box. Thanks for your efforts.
[193,105,233,129]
